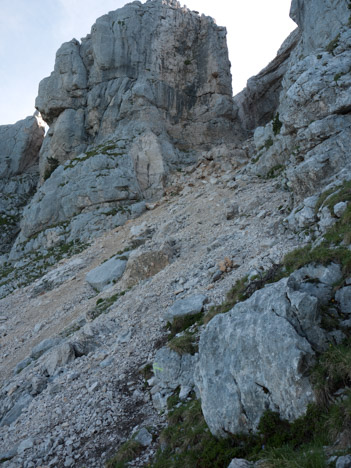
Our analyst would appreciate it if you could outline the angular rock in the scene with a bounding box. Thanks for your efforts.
[336,455,351,468]
[334,201,347,218]
[335,287,351,314]
[228,460,254,468]
[194,272,329,437]
[134,428,153,447]
[30,337,62,360]
[43,343,76,376]
[121,249,170,288]
[86,256,127,292]
[0,393,33,427]
[151,346,198,410]
[164,294,207,322]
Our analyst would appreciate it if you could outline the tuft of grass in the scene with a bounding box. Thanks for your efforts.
[168,331,198,355]
[272,113,283,136]
[261,444,327,468]
[87,291,127,321]
[326,34,340,54]
[266,164,285,179]
[43,156,60,181]
[311,339,351,407]
[264,137,274,150]
[166,311,203,339]
[315,180,351,214]
[106,439,143,468]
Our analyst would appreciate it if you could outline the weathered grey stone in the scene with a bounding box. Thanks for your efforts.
[0,447,18,461]
[194,273,327,437]
[290,0,349,54]
[228,459,254,468]
[0,114,45,254]
[336,455,351,468]
[121,249,171,288]
[334,201,348,218]
[17,438,34,454]
[134,428,152,447]
[164,294,207,322]
[86,257,127,292]
[335,287,351,314]
[0,393,33,427]
[152,346,198,409]
[235,28,300,133]
[31,257,86,297]
[43,343,76,376]
[13,358,33,375]
[0,114,45,178]
[30,337,62,360]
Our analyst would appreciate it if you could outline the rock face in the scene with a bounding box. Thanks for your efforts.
[0,114,45,254]
[194,268,337,436]
[13,0,243,255]
[248,0,351,199]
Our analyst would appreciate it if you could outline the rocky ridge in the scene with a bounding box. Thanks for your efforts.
[1,0,351,467]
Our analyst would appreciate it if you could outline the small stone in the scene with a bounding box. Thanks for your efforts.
[334,201,347,218]
[134,427,153,446]
[336,455,351,468]
[164,294,207,321]
[88,382,99,393]
[64,457,74,467]
[17,438,34,454]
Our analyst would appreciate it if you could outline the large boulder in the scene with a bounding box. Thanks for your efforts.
[194,271,333,437]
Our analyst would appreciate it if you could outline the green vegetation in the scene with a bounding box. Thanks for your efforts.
[43,157,60,181]
[87,290,127,321]
[106,439,143,468]
[168,331,198,355]
[167,311,203,338]
[184,59,192,65]
[64,140,125,170]
[326,34,340,54]
[264,137,274,149]
[272,113,282,136]
[0,239,88,295]
[266,164,285,179]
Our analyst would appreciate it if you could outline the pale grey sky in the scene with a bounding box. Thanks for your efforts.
[0,0,295,125]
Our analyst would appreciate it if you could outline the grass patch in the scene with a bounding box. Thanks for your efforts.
[106,439,143,468]
[168,331,198,355]
[166,311,203,339]
[311,339,351,407]
[43,157,59,181]
[87,290,127,321]
[64,140,124,170]
[264,137,274,150]
[315,180,351,214]
[272,113,282,136]
[326,34,340,54]
[266,164,285,179]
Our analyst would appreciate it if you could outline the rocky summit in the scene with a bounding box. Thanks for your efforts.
[1,0,351,467]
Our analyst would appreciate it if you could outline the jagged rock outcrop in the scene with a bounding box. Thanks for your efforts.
[194,264,341,436]
[248,0,351,200]
[0,114,45,254]
[234,28,300,133]
[9,0,243,257]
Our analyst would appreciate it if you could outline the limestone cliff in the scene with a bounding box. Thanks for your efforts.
[1,0,351,467]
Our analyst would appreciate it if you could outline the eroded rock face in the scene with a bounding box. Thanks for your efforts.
[36,0,240,175]
[13,0,242,254]
[290,0,349,54]
[248,0,351,200]
[0,114,45,254]
[194,270,336,437]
